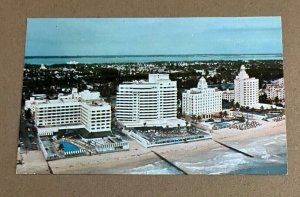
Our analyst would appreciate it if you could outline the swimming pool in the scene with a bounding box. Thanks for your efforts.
[63,141,80,152]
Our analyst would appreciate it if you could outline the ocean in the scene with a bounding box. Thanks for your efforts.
[24,54,283,65]
[121,133,287,175]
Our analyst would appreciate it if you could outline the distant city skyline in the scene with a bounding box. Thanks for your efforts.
[25,17,283,57]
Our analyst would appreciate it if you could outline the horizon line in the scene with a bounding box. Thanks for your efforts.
[25,53,283,58]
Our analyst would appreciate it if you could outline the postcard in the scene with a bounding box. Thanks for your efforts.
[17,17,287,175]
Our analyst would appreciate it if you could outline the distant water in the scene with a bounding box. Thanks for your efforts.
[124,133,287,175]
[24,54,283,65]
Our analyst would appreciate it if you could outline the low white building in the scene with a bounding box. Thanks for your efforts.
[272,78,284,86]
[182,77,222,118]
[80,100,111,132]
[25,96,48,113]
[27,89,111,136]
[208,69,217,77]
[88,136,129,153]
[40,64,47,70]
[264,78,285,100]
[222,89,235,102]
[195,69,206,75]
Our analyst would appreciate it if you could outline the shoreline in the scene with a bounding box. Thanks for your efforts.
[24,54,283,66]
[18,120,286,174]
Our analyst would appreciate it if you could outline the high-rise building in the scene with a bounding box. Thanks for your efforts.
[182,77,222,118]
[116,74,185,128]
[234,65,259,106]
[27,89,111,136]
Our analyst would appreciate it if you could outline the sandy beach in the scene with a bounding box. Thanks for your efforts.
[16,150,50,174]
[43,119,286,174]
[211,119,286,143]
[48,139,156,174]
[156,119,287,174]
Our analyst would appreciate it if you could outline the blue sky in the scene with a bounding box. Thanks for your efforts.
[25,17,282,56]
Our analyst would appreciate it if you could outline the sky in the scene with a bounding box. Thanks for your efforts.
[25,17,283,56]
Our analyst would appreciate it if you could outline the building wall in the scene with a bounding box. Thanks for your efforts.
[264,84,285,100]
[25,98,47,112]
[234,65,259,106]
[32,90,111,133]
[182,77,222,116]
[81,102,111,132]
[35,101,81,127]
[116,74,177,123]
[222,90,235,101]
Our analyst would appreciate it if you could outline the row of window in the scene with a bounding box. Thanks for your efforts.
[91,123,110,127]
[37,117,80,121]
[37,120,80,125]
[91,127,110,130]
[38,106,80,110]
[37,111,80,115]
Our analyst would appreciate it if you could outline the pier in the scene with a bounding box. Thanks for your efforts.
[151,150,189,175]
[213,140,254,158]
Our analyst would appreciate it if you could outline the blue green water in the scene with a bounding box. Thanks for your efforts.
[25,54,282,65]
[231,158,287,175]
[124,133,287,175]
[63,142,80,152]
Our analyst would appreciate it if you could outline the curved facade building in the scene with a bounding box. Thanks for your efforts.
[116,74,181,127]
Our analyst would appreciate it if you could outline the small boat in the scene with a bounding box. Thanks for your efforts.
[66,61,79,65]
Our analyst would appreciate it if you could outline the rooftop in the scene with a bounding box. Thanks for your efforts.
[83,99,110,107]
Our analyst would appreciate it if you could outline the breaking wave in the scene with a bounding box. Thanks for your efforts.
[174,133,287,175]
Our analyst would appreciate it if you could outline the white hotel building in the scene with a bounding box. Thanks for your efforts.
[182,77,222,118]
[222,89,235,102]
[116,74,185,128]
[234,65,259,107]
[264,78,285,100]
[26,89,111,136]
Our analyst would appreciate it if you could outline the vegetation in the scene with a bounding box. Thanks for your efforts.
[56,128,112,139]
[22,60,283,102]
[25,109,32,120]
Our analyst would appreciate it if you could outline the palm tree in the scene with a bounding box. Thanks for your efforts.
[274,96,279,105]
[219,111,223,118]
[280,109,285,116]
[240,106,246,112]
[191,115,196,123]
[166,125,169,136]
[58,143,64,151]
[223,111,228,118]
[260,105,264,112]
[197,115,202,123]
[185,121,189,132]
[177,124,181,133]
[25,108,32,120]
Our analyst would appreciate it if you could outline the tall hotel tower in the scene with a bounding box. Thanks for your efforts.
[234,65,259,106]
[116,74,184,128]
[182,77,222,118]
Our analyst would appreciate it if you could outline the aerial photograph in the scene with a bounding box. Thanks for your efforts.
[16,17,287,175]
